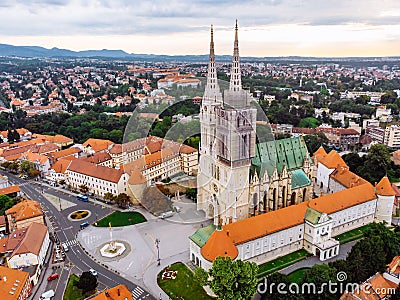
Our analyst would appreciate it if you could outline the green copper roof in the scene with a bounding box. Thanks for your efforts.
[291,169,311,189]
[189,224,216,247]
[252,136,311,177]
[304,207,323,225]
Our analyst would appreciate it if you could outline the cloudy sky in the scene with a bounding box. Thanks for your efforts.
[1,0,400,57]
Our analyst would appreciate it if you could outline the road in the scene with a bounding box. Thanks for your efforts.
[3,171,154,300]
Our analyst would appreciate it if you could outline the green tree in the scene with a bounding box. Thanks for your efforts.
[79,184,89,194]
[363,222,400,263]
[260,272,304,300]
[357,144,391,183]
[194,267,208,287]
[342,152,364,173]
[209,256,259,300]
[75,271,97,294]
[185,188,197,201]
[303,133,328,154]
[301,264,339,300]
[115,193,130,208]
[20,161,34,174]
[103,192,116,203]
[0,194,15,215]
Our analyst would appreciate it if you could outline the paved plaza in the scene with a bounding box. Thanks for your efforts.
[77,202,211,297]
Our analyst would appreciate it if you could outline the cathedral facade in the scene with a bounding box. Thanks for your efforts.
[197,22,313,226]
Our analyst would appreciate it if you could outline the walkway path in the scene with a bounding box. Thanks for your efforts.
[280,241,357,275]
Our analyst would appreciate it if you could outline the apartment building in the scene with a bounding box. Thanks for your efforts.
[384,125,400,149]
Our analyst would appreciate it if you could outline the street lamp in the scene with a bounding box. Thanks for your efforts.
[155,238,160,266]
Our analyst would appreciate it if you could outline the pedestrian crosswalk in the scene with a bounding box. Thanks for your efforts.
[131,286,145,299]
[63,239,77,247]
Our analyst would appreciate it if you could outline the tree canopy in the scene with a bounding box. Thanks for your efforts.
[208,257,259,300]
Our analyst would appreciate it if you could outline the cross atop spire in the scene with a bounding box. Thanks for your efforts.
[204,24,222,103]
[229,19,241,92]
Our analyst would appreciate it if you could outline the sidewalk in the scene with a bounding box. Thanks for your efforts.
[142,251,190,300]
[280,241,357,275]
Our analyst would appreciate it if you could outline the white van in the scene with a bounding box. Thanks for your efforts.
[40,289,55,300]
[161,211,173,219]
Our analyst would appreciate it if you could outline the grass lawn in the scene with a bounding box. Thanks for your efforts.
[257,249,311,278]
[157,262,212,300]
[63,274,83,300]
[334,224,372,244]
[287,267,310,284]
[94,211,146,227]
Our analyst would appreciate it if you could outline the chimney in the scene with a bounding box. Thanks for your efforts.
[105,291,110,297]
[226,230,229,237]
[118,289,120,296]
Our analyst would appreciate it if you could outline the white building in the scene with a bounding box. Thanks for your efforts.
[385,125,400,149]
[190,149,394,270]
[66,160,129,197]
[7,222,50,282]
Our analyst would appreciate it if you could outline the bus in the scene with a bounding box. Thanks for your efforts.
[77,194,89,202]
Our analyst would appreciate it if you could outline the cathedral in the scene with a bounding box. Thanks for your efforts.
[197,21,313,226]
[191,21,395,272]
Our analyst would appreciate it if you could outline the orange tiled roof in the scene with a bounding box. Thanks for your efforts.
[201,228,238,261]
[90,284,132,300]
[313,146,327,161]
[67,160,124,183]
[180,145,197,154]
[20,152,49,165]
[0,185,20,195]
[83,138,113,152]
[0,266,29,300]
[0,237,8,253]
[344,273,398,300]
[48,146,81,161]
[81,151,112,164]
[11,222,48,257]
[0,215,5,226]
[33,134,73,144]
[330,166,367,188]
[318,150,347,169]
[388,256,400,274]
[5,199,43,222]
[376,177,395,196]
[204,182,376,254]
[222,201,310,245]
[308,182,376,214]
[50,158,72,174]
[109,144,122,155]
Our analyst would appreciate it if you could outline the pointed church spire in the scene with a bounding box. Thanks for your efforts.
[229,19,241,92]
[204,24,221,102]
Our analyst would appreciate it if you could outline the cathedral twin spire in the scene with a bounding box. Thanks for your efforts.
[204,20,242,99]
[229,19,242,92]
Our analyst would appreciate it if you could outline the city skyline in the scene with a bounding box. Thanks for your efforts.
[1,0,400,57]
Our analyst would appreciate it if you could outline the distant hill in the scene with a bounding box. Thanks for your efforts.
[0,43,399,62]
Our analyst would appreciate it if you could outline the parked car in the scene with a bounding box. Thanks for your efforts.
[39,289,54,300]
[80,222,89,229]
[62,243,68,252]
[47,273,58,281]
[21,175,28,180]
[160,211,174,219]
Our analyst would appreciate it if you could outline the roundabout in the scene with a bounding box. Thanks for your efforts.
[68,210,91,221]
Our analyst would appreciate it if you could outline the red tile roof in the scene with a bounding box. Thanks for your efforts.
[67,160,124,183]
[376,177,395,196]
